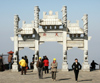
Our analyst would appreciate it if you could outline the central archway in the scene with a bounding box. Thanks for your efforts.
[39,42,63,69]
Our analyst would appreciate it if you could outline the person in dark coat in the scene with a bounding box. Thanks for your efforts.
[0,56,3,71]
[42,56,45,62]
[32,55,35,63]
[24,56,28,70]
[24,56,28,65]
[36,57,44,79]
[30,62,33,69]
[72,58,81,82]
[91,60,98,70]
[31,54,35,69]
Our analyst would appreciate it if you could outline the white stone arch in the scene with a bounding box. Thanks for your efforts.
[11,6,91,72]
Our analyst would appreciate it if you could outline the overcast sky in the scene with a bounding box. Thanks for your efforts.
[0,0,100,69]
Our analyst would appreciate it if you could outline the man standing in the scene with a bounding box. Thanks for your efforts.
[19,57,27,75]
[36,57,44,79]
[72,58,81,82]
[51,58,58,81]
[8,51,14,70]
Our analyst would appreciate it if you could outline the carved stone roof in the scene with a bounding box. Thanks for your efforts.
[67,20,84,34]
[40,11,62,26]
[18,21,34,35]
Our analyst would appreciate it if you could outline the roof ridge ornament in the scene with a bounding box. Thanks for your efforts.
[49,10,53,15]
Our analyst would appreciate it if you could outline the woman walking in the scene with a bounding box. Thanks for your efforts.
[72,58,81,82]
[51,58,58,81]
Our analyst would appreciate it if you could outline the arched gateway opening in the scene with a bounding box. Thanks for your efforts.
[11,6,91,72]
[40,42,62,69]
[68,47,83,69]
[19,48,35,69]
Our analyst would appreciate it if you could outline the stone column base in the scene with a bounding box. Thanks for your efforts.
[33,62,38,72]
[82,62,90,71]
[62,62,68,71]
[11,63,18,72]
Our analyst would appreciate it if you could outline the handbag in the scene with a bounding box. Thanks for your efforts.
[26,66,28,70]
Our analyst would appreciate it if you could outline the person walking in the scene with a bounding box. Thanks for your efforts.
[72,58,81,82]
[43,56,49,74]
[36,57,44,79]
[19,57,27,75]
[51,58,58,81]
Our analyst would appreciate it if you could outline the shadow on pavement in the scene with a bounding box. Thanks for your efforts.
[58,78,71,81]
[78,79,92,82]
[26,74,34,75]
[90,69,100,72]
[26,73,37,75]
[27,70,33,72]
[44,77,51,79]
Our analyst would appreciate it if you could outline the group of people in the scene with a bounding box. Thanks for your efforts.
[19,55,57,81]
[19,56,28,75]
[36,56,57,81]
[19,55,82,82]
[0,53,13,71]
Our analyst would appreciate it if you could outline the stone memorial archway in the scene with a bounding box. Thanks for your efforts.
[11,6,91,72]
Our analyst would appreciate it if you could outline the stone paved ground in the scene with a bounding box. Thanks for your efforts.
[0,70,100,83]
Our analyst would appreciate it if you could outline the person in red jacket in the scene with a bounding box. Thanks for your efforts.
[43,56,49,74]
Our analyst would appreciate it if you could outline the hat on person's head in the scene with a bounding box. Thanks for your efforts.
[39,57,41,59]
[53,58,56,61]
[8,51,14,54]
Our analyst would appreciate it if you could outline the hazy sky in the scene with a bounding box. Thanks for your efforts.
[0,0,100,69]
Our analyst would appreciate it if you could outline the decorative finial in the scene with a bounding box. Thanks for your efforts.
[49,11,53,15]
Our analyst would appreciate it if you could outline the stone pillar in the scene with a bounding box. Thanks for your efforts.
[82,14,90,71]
[34,6,40,71]
[61,6,68,71]
[12,15,20,72]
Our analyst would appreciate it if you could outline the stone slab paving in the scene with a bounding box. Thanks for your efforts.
[0,70,100,83]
